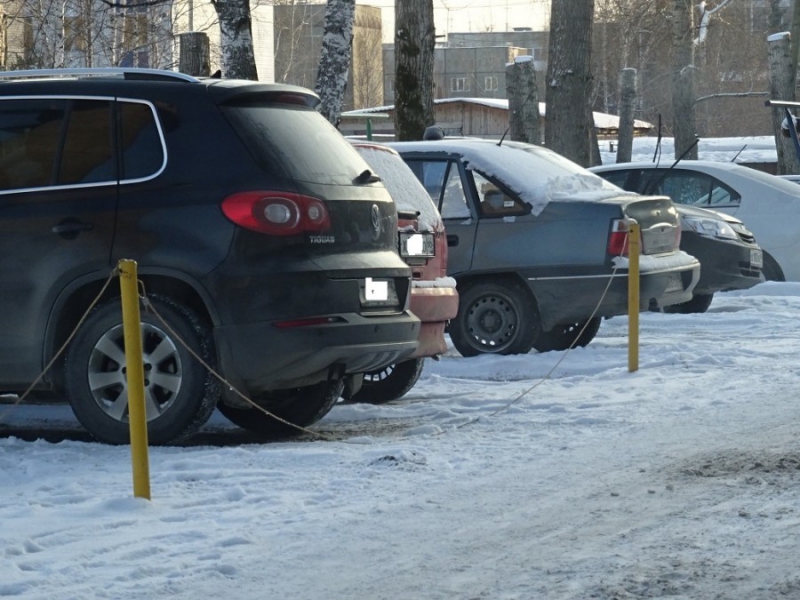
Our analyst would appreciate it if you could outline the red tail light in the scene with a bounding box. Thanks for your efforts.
[222,191,331,236]
[607,219,635,257]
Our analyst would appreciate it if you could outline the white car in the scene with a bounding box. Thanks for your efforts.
[591,160,800,281]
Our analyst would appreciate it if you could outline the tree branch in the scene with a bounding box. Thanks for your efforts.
[694,91,769,104]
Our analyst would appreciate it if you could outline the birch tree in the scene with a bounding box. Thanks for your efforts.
[394,0,435,141]
[315,0,355,126]
[210,0,257,79]
[545,0,595,166]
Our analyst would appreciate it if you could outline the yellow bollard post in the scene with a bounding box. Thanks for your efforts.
[118,259,151,500]
[627,221,640,373]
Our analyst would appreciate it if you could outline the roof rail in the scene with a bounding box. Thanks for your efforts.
[0,68,201,83]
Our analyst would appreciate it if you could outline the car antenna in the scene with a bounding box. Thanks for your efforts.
[644,137,700,195]
[730,144,747,163]
[497,126,510,146]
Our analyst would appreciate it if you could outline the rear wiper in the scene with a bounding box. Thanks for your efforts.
[355,169,381,184]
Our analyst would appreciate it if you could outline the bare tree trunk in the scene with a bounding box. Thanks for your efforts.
[394,0,435,141]
[616,67,636,163]
[671,0,697,160]
[211,0,258,80]
[505,56,540,144]
[767,33,800,175]
[315,0,355,127]
[179,32,210,76]
[544,0,595,166]
[791,0,800,77]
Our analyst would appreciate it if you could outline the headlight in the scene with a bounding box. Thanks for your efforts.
[682,216,739,241]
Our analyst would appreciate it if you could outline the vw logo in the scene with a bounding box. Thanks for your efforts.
[371,204,382,239]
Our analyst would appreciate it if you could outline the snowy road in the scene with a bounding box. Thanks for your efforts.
[3,283,800,599]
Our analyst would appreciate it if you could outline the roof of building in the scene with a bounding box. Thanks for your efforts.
[342,97,653,133]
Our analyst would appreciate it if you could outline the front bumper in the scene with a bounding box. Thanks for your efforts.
[680,232,762,295]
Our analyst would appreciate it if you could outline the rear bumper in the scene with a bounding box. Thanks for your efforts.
[529,258,701,330]
[214,311,420,393]
[408,285,459,359]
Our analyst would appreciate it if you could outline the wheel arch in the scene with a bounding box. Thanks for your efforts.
[455,270,550,327]
[455,270,537,301]
[761,250,785,282]
[45,268,219,392]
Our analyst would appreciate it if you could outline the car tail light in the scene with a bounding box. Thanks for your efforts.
[222,191,331,236]
[607,219,636,257]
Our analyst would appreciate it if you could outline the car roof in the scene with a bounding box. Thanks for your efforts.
[590,160,750,173]
[390,138,635,216]
[0,68,321,106]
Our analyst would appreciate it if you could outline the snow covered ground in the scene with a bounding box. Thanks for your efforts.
[4,282,800,599]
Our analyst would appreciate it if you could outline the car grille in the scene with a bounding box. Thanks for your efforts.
[739,263,761,278]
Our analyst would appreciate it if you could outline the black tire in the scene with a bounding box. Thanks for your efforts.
[217,378,344,437]
[533,317,602,353]
[449,279,539,357]
[348,358,425,404]
[662,293,714,314]
[64,296,219,445]
[762,252,785,282]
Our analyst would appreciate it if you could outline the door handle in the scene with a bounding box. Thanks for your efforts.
[52,219,93,239]
[447,234,459,247]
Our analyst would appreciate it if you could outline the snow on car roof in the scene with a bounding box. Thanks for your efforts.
[390,139,625,216]
[352,143,442,231]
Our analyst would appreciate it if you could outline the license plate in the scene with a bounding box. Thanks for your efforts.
[642,227,675,255]
[399,232,435,258]
[360,277,399,308]
[665,273,683,293]
[750,248,763,268]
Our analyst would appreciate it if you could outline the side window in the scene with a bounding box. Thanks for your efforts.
[58,100,115,185]
[598,170,631,189]
[0,99,67,191]
[405,159,471,219]
[472,171,527,217]
[439,163,470,219]
[119,101,164,181]
[708,181,740,205]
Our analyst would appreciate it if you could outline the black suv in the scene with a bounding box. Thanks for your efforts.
[0,68,419,444]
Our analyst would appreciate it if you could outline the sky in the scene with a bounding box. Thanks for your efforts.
[4,281,800,599]
[359,0,551,43]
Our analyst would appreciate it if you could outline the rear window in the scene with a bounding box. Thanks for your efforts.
[220,102,371,185]
[353,144,442,231]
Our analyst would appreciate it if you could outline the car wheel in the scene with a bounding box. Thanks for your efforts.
[533,317,602,353]
[347,358,425,404]
[217,379,344,437]
[662,293,714,314]
[761,252,785,282]
[449,279,539,357]
[64,296,219,445]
